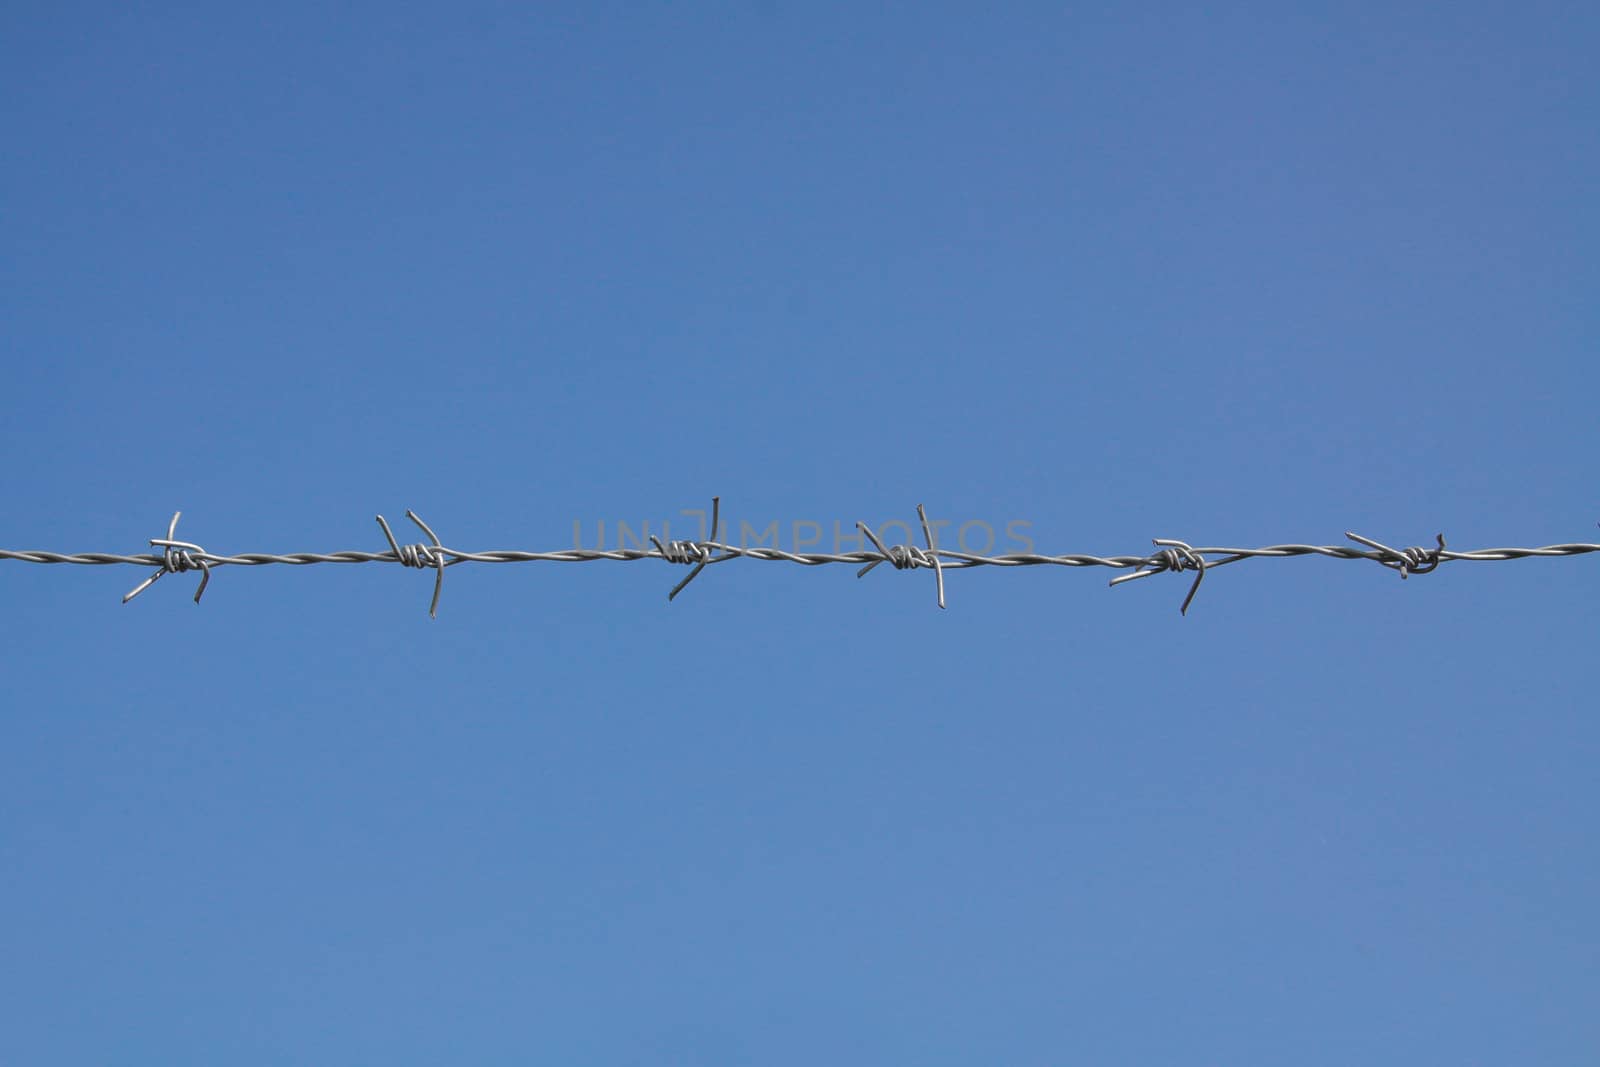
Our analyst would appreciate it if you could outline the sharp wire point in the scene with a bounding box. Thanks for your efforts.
[375,514,402,558]
[855,521,891,578]
[917,503,946,609]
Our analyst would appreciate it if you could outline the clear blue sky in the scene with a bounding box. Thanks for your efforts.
[3,4,1596,1064]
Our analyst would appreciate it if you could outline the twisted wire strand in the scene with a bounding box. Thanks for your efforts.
[2,506,1596,617]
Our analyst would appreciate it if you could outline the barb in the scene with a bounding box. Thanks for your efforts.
[651,496,734,602]
[1108,539,1206,615]
[4,505,1597,617]
[123,512,212,605]
[855,504,945,608]
[1345,531,1446,579]
[376,511,448,618]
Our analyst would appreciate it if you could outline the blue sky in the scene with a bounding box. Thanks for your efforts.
[3,4,1596,1064]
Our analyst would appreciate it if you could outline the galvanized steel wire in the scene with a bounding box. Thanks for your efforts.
[2,501,1596,617]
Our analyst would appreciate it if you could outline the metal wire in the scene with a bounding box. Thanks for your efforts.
[2,503,1596,617]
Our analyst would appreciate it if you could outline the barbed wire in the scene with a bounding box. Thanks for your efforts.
[2,499,1596,617]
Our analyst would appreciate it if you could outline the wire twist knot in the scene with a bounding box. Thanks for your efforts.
[652,538,714,565]
[881,543,936,570]
[159,543,203,574]
[392,541,443,569]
